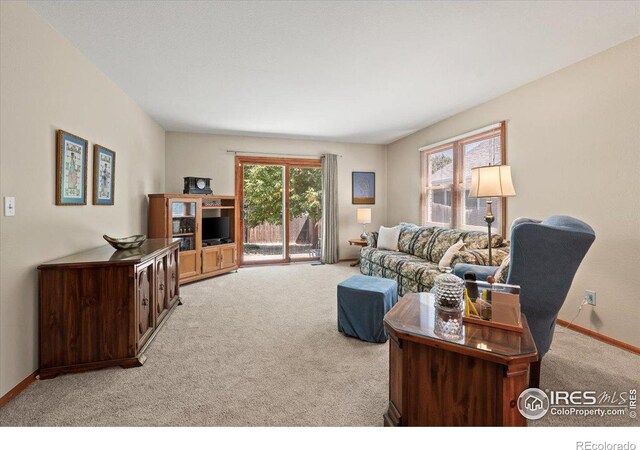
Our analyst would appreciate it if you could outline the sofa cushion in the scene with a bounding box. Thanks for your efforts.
[397,223,435,257]
[361,247,424,271]
[423,227,504,262]
[449,247,510,267]
[396,259,441,288]
[360,247,440,285]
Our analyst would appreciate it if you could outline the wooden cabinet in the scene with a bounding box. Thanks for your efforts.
[383,293,537,427]
[148,194,238,285]
[202,244,236,274]
[38,239,181,379]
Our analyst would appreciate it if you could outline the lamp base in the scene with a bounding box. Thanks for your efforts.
[485,199,495,265]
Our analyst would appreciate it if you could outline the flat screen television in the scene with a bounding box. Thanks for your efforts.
[202,217,230,241]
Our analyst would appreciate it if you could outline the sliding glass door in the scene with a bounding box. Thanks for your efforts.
[288,167,322,260]
[241,163,286,262]
[236,156,322,265]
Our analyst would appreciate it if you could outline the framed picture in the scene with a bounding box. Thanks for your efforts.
[352,171,375,204]
[93,144,116,205]
[56,130,88,205]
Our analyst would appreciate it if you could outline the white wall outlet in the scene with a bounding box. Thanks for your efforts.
[584,290,596,306]
[4,197,15,216]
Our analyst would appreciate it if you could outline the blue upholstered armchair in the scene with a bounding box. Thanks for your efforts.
[454,215,595,387]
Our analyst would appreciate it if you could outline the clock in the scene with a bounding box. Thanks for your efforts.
[183,177,212,194]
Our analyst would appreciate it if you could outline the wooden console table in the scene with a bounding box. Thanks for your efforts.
[384,293,537,426]
[38,239,181,379]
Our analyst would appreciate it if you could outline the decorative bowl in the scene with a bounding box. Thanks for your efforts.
[103,234,147,250]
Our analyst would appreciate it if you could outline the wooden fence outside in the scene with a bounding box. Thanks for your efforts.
[245,216,321,245]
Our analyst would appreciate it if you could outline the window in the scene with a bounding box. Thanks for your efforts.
[421,122,506,236]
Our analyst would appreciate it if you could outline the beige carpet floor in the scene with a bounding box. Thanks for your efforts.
[0,262,637,426]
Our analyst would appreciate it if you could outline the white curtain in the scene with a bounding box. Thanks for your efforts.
[321,154,339,263]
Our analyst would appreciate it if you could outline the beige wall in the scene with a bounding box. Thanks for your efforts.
[165,132,387,259]
[387,37,640,347]
[0,2,166,396]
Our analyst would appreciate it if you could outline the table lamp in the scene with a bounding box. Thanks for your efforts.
[357,208,372,239]
[469,165,516,264]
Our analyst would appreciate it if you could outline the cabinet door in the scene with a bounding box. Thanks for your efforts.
[167,246,180,307]
[169,198,201,280]
[136,262,155,348]
[155,255,169,324]
[179,251,198,279]
[201,246,221,274]
[220,246,236,269]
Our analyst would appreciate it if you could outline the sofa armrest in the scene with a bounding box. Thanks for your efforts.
[453,264,499,281]
[365,231,378,248]
[450,247,509,267]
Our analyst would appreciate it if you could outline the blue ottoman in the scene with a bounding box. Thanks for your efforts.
[337,275,398,343]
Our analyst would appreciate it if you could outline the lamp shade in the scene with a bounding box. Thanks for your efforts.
[469,165,516,198]
[356,208,372,224]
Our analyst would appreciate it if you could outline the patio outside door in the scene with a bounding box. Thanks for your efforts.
[236,156,322,265]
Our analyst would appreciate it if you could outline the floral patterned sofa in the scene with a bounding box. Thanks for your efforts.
[360,223,510,296]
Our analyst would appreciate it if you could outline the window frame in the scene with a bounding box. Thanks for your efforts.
[420,121,507,237]
[421,144,456,228]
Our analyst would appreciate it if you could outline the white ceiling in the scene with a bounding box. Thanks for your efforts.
[29,1,640,144]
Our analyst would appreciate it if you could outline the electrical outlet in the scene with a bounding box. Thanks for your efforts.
[584,290,596,306]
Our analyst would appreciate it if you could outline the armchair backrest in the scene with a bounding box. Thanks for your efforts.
[506,215,595,357]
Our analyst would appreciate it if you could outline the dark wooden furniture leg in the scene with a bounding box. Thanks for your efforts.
[529,358,541,389]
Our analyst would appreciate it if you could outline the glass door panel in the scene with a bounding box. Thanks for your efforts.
[289,167,322,260]
[171,201,197,251]
[169,198,200,280]
[242,164,286,263]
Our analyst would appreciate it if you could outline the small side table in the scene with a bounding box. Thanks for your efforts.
[348,239,367,267]
[384,293,538,426]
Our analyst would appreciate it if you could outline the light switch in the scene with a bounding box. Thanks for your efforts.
[4,197,15,216]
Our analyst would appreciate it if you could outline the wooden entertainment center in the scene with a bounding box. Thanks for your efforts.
[148,194,238,284]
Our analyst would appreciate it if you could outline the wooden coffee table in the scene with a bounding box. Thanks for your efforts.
[383,293,538,427]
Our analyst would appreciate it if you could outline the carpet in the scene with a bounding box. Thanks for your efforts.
[0,262,637,426]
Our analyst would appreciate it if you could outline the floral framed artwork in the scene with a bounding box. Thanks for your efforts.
[352,171,375,204]
[56,130,88,205]
[93,144,116,205]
